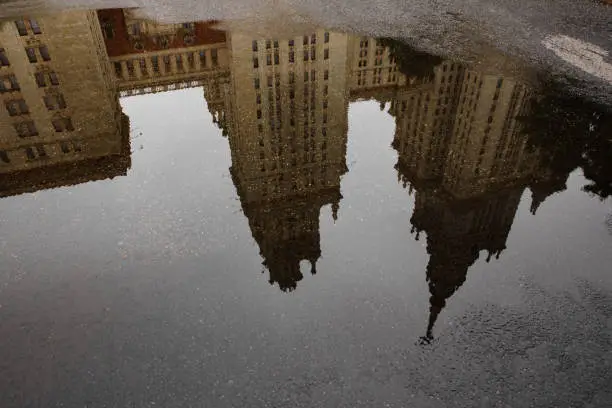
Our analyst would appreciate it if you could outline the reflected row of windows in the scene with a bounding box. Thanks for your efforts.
[15,19,42,36]
[113,48,219,78]
[35,71,60,87]
[0,74,20,93]
[251,33,330,53]
[0,139,84,165]
[254,47,330,68]
[25,46,51,63]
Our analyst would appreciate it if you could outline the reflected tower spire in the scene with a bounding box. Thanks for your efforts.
[225,29,349,291]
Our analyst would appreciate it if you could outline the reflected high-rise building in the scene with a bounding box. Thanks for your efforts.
[0,12,130,197]
[225,30,349,291]
[388,55,570,341]
[347,36,407,100]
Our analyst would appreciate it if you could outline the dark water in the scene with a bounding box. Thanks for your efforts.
[1,6,611,408]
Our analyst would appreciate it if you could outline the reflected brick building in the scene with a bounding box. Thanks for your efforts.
[96,9,230,96]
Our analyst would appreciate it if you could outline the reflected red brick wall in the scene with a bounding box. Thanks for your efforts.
[97,9,227,57]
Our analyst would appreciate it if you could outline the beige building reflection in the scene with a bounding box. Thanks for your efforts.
[0,11,130,197]
[225,30,348,291]
[213,30,568,293]
[387,56,569,341]
[0,9,571,297]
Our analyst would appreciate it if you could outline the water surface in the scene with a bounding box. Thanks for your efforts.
[0,5,611,407]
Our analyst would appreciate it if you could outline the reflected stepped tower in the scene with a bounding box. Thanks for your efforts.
[388,55,568,341]
[408,186,522,342]
[226,29,349,291]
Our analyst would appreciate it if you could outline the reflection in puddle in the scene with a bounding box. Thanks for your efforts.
[1,10,611,300]
[0,8,611,397]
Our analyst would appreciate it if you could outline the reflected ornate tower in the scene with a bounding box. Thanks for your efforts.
[389,57,546,342]
[226,30,349,291]
[408,185,522,342]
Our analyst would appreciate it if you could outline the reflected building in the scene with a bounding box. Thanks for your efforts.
[225,30,349,291]
[0,11,130,197]
[347,36,408,100]
[97,9,230,97]
[388,56,570,341]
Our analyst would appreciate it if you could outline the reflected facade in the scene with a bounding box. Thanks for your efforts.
[387,56,572,341]
[0,12,130,197]
[225,31,349,291]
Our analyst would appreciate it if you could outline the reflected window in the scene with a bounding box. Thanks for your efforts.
[252,40,258,52]
[5,99,29,116]
[0,151,9,164]
[1,74,20,92]
[324,49,329,59]
[14,121,38,138]
[324,32,330,43]
[126,60,135,76]
[52,117,74,132]
[25,47,37,63]
[15,20,27,36]
[0,48,9,67]
[211,49,218,66]
[29,19,41,34]
[25,145,46,160]
[253,57,259,68]
[101,19,114,39]
[151,56,160,73]
[60,141,71,154]
[128,24,141,36]
[39,46,50,61]
[43,95,54,110]
[140,58,148,76]
[114,62,122,77]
